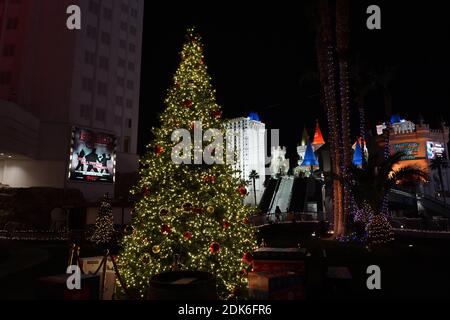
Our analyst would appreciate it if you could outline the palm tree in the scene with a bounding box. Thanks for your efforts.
[335,152,428,246]
[430,156,448,205]
[248,170,260,206]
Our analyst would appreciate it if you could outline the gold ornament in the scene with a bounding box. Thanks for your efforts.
[207,206,215,214]
[152,245,161,254]
[141,254,150,265]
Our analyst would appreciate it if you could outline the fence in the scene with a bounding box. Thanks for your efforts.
[0,229,69,241]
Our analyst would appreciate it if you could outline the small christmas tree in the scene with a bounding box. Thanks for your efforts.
[117,28,256,298]
[366,214,394,248]
[91,194,115,246]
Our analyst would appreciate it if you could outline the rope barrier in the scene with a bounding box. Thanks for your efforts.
[67,243,133,300]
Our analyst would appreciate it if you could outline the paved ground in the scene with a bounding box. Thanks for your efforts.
[1,223,450,300]
[258,223,450,299]
[0,241,67,299]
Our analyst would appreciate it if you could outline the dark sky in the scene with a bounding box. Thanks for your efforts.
[138,1,450,162]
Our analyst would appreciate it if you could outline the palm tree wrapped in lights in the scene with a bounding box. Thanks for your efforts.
[335,152,428,247]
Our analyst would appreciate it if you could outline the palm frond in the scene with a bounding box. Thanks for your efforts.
[378,152,406,180]
[388,166,429,188]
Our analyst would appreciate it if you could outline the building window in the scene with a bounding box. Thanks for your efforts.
[99,56,109,70]
[6,17,18,30]
[118,58,126,68]
[126,99,133,109]
[103,7,112,20]
[84,51,96,65]
[80,104,92,119]
[121,3,129,13]
[87,25,97,39]
[3,44,15,57]
[117,76,125,87]
[82,77,94,92]
[0,71,12,85]
[95,108,106,122]
[127,118,132,128]
[126,80,134,90]
[89,0,100,15]
[123,136,131,153]
[119,39,126,49]
[129,43,136,53]
[129,25,137,36]
[97,81,108,96]
[101,32,111,45]
[116,96,124,106]
[120,21,128,32]
[130,8,138,18]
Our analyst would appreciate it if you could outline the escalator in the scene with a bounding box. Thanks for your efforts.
[269,176,294,213]
[258,178,279,213]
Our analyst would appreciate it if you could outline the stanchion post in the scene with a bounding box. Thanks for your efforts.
[100,249,109,300]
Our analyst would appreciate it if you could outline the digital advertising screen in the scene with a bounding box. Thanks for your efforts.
[392,142,420,160]
[68,127,116,183]
[427,141,446,160]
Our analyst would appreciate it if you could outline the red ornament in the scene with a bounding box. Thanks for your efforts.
[223,221,230,230]
[212,110,222,119]
[242,218,249,225]
[193,207,204,214]
[199,59,204,65]
[183,231,192,241]
[209,242,220,254]
[183,100,193,108]
[161,224,172,235]
[242,252,254,265]
[142,186,150,196]
[155,145,164,156]
[238,186,247,196]
[203,175,216,184]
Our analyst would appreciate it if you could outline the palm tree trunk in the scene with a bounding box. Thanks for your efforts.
[316,0,345,237]
[336,0,352,231]
[253,178,257,206]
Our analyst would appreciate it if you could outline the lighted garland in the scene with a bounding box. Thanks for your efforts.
[381,122,391,216]
[117,28,256,298]
[358,107,366,165]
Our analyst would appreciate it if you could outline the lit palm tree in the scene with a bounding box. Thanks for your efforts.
[430,156,448,205]
[248,170,260,207]
[335,152,428,246]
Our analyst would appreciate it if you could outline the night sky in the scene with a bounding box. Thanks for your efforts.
[138,1,450,163]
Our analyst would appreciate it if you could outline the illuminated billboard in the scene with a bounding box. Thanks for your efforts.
[427,141,446,160]
[68,127,116,183]
[392,142,419,160]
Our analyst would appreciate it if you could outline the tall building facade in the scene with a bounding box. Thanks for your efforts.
[226,113,266,205]
[0,0,144,200]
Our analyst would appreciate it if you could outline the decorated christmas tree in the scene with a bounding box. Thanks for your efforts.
[91,194,115,246]
[117,28,256,298]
